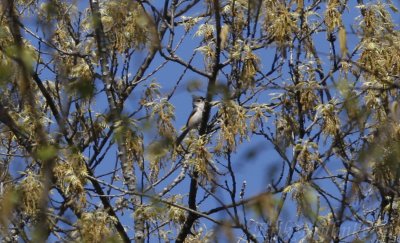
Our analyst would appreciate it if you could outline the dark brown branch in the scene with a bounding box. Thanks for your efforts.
[88,0,136,242]
[176,0,222,241]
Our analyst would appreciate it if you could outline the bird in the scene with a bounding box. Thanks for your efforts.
[175,96,206,146]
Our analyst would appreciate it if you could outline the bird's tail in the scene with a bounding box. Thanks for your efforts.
[175,128,189,146]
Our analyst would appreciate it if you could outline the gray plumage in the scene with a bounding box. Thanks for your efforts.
[175,96,205,145]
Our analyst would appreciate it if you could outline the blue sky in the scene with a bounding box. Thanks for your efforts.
[9,0,400,241]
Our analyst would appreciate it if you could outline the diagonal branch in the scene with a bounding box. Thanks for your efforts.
[3,1,57,241]
[88,0,142,242]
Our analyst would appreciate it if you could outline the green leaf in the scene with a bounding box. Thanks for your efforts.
[339,27,348,57]
[36,145,58,161]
